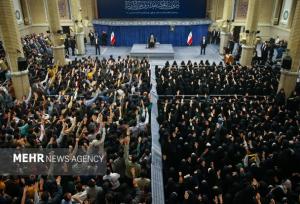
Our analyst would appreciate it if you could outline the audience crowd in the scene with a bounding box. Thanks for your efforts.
[157,61,300,204]
[0,34,152,204]
[0,31,299,204]
[156,61,280,96]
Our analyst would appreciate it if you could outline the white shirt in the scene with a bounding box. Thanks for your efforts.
[103,173,120,190]
[256,43,262,57]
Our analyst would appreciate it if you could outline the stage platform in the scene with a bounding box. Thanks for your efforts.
[130,44,175,59]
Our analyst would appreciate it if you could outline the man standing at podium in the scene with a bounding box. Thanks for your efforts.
[148,34,156,48]
[200,36,207,55]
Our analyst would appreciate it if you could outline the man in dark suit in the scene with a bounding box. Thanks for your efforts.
[261,41,269,63]
[148,34,156,48]
[207,30,212,44]
[101,31,107,46]
[89,30,95,45]
[70,37,76,56]
[64,37,70,55]
[95,34,100,55]
[211,29,217,44]
[200,36,207,55]
[215,31,221,44]
[268,42,275,62]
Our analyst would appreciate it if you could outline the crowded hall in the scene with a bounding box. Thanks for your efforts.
[0,0,299,204]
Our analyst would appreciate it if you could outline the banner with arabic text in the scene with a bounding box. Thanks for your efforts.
[98,0,206,18]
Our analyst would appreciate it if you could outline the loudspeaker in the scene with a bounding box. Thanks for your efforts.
[17,57,27,71]
[281,55,292,70]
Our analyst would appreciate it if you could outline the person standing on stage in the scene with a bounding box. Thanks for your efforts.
[200,36,207,55]
[89,30,95,45]
[148,34,156,48]
[64,36,70,55]
[211,29,216,44]
[95,34,100,55]
[84,35,87,53]
[216,30,221,44]
[70,36,76,56]
[101,31,108,46]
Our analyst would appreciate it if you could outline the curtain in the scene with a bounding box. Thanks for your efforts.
[93,24,209,46]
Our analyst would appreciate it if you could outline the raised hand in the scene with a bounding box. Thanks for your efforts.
[56,176,61,185]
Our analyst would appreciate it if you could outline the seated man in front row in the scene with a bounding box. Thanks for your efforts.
[148,34,156,48]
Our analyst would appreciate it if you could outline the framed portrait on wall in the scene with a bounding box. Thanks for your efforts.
[280,0,293,25]
[13,0,24,24]
[235,0,248,20]
[58,0,71,20]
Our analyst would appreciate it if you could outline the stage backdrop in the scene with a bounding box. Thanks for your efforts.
[93,24,209,46]
[98,0,206,18]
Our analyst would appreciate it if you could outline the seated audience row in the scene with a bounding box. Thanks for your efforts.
[156,61,280,96]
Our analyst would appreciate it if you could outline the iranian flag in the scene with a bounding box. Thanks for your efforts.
[110,32,116,46]
[187,31,192,46]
